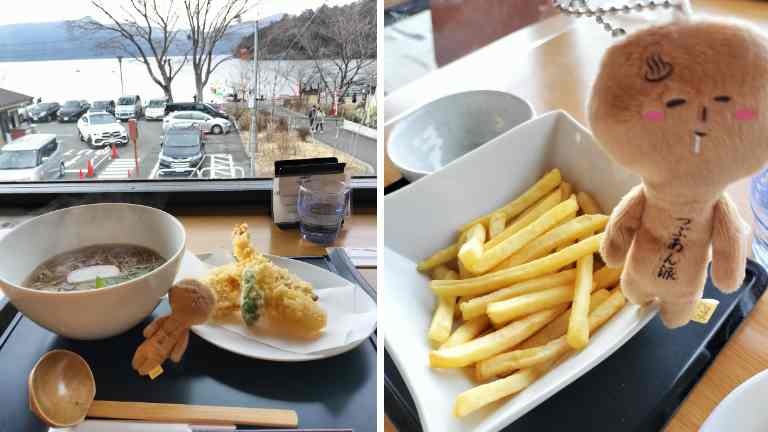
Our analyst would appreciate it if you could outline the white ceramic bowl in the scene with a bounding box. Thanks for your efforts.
[386,90,535,181]
[384,111,658,432]
[0,203,186,340]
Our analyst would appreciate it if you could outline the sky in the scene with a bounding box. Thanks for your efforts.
[0,0,359,26]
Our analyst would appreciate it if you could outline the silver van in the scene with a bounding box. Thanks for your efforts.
[0,134,65,181]
[115,95,143,121]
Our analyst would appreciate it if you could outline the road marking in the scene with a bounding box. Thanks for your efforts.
[77,149,88,155]
[96,158,139,180]
[64,155,82,168]
[149,161,161,179]
[63,150,74,157]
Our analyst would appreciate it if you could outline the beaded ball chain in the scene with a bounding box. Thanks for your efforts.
[554,0,688,37]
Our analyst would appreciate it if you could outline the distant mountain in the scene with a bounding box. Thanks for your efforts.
[236,0,376,60]
[0,14,284,62]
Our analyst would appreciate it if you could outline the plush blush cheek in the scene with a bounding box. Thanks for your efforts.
[735,109,757,121]
[643,111,665,122]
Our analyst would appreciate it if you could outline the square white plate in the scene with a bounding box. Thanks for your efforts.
[383,110,659,432]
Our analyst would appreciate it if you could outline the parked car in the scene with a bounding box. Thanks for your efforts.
[115,95,143,121]
[89,100,115,114]
[165,102,230,121]
[77,112,128,148]
[158,125,206,176]
[0,134,64,180]
[57,100,88,122]
[145,98,168,120]
[27,103,60,122]
[162,111,232,134]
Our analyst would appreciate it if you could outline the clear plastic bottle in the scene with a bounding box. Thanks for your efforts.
[750,168,768,268]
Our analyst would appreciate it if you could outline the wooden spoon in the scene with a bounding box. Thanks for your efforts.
[28,350,298,428]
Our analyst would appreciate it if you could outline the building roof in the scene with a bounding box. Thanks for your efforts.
[0,88,33,109]
[4,133,56,150]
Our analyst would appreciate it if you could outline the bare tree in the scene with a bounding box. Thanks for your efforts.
[182,0,251,102]
[299,1,376,102]
[70,0,189,101]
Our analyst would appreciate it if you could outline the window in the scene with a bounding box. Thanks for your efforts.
[0,0,376,201]
[0,150,37,169]
[40,141,57,159]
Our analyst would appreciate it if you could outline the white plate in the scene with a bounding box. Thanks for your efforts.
[191,255,377,362]
[701,368,768,431]
[383,110,659,432]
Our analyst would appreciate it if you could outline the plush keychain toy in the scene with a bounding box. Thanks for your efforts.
[587,16,768,328]
[132,279,216,376]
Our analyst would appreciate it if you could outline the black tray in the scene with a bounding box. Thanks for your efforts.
[385,259,768,432]
[0,253,376,432]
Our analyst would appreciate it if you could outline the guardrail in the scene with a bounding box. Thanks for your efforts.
[341,120,376,140]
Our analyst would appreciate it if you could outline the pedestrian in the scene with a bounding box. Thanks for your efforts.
[307,104,317,131]
[315,109,325,134]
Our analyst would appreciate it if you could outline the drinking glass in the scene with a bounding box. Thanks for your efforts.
[297,176,350,244]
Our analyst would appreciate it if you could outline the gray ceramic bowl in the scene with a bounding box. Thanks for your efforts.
[386,90,535,181]
[0,203,186,340]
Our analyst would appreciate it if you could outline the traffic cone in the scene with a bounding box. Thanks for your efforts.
[111,144,117,159]
[87,160,94,177]
[79,169,84,180]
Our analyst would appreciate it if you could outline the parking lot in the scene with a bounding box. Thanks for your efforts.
[32,119,250,180]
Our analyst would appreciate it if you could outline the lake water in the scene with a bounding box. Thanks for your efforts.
[0,56,374,104]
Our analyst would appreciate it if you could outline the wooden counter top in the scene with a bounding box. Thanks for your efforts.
[384,1,768,430]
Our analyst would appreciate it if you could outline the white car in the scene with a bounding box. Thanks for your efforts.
[77,112,129,148]
[163,111,232,134]
[0,134,65,181]
[145,98,167,120]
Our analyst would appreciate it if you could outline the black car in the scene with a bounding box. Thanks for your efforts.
[158,125,206,176]
[165,102,230,120]
[27,103,60,122]
[89,100,115,114]
[57,100,88,122]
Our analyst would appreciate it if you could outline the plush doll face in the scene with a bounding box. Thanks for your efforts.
[589,20,768,193]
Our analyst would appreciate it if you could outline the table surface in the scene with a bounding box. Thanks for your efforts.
[383,1,768,430]
[179,209,377,289]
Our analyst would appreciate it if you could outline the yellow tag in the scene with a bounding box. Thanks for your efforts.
[691,299,719,324]
[148,365,164,380]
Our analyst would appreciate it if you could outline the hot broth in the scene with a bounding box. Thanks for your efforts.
[25,244,165,292]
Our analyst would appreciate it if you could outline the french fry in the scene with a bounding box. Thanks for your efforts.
[521,289,610,349]
[486,266,620,325]
[559,181,572,200]
[417,243,460,272]
[494,214,609,270]
[485,189,562,250]
[460,269,577,320]
[432,265,455,280]
[567,235,594,350]
[459,197,579,274]
[488,211,506,239]
[576,191,602,215]
[428,268,458,345]
[441,316,490,349]
[454,368,538,417]
[431,233,605,297]
[456,224,486,278]
[460,169,562,232]
[475,289,610,381]
[460,290,626,415]
[429,305,567,368]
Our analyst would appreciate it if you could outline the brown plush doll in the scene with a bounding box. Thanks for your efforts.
[132,279,216,375]
[588,18,768,328]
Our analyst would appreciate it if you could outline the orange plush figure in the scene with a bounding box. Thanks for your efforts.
[588,19,768,328]
[132,279,216,375]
